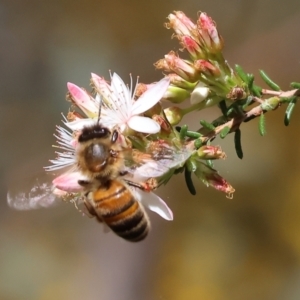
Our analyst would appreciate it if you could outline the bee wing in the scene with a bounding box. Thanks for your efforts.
[134,189,173,220]
[133,159,173,178]
[128,145,193,178]
[7,173,60,210]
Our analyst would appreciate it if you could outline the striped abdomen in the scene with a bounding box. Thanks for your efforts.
[92,180,149,242]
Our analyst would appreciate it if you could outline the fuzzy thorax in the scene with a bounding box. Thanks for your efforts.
[76,131,124,182]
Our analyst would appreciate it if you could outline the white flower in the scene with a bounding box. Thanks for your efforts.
[66,73,170,134]
[190,82,209,104]
[52,172,173,220]
[44,126,76,171]
[46,72,174,222]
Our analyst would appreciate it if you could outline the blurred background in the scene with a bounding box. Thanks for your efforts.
[1,0,300,299]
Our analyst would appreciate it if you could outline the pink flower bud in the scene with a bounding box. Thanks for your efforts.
[135,83,148,97]
[197,12,223,53]
[90,73,117,108]
[165,11,197,37]
[195,162,235,198]
[173,11,197,32]
[154,58,173,73]
[152,115,172,133]
[197,145,226,160]
[180,36,204,59]
[91,73,110,95]
[194,59,221,77]
[156,51,199,82]
[67,82,98,117]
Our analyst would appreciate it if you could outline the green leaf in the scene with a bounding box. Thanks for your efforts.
[242,96,254,109]
[259,114,266,136]
[174,166,184,174]
[186,131,202,139]
[226,103,244,118]
[252,84,262,97]
[200,120,215,131]
[247,73,254,89]
[220,126,230,139]
[235,64,248,83]
[184,166,196,195]
[246,74,262,97]
[180,124,188,140]
[226,106,235,117]
[194,139,203,149]
[206,160,214,168]
[234,129,243,159]
[291,82,300,89]
[186,159,197,173]
[259,70,281,91]
[284,97,297,126]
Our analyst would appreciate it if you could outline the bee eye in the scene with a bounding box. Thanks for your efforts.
[111,130,118,143]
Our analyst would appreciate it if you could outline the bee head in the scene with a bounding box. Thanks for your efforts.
[78,124,110,143]
[77,123,121,175]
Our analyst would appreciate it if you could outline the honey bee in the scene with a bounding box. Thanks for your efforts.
[7,121,192,242]
[75,123,150,242]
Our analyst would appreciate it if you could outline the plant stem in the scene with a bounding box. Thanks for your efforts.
[186,88,300,146]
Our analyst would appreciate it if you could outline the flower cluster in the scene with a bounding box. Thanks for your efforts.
[45,11,252,223]
[47,74,177,220]
[155,11,248,125]
[47,75,234,220]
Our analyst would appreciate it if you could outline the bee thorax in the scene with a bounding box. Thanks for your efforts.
[84,143,108,172]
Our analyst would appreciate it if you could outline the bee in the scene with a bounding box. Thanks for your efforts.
[7,121,192,242]
[75,123,150,242]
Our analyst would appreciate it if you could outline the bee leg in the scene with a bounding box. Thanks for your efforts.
[109,149,118,158]
[119,170,128,176]
[126,177,158,192]
[78,179,96,191]
[78,180,90,186]
[84,198,103,223]
[84,199,97,216]
[124,179,154,192]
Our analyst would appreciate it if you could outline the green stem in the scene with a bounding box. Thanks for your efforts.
[181,101,207,115]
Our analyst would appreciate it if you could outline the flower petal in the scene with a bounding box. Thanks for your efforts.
[65,118,96,131]
[131,77,170,115]
[52,172,87,193]
[91,73,115,106]
[138,191,173,220]
[67,83,98,117]
[110,73,132,109]
[91,73,110,93]
[190,82,209,104]
[128,115,160,134]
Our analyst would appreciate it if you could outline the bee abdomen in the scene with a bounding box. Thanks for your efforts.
[108,203,149,242]
[93,183,150,242]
